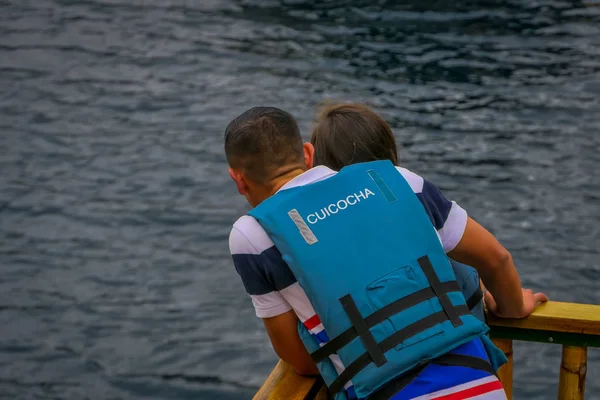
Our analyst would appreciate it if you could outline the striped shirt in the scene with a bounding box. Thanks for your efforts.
[229,166,505,399]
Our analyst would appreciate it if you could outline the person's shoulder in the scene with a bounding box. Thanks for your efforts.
[229,217,294,318]
[229,215,297,299]
[229,215,274,255]
[394,166,425,193]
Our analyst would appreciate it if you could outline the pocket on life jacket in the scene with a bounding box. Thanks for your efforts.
[366,265,443,352]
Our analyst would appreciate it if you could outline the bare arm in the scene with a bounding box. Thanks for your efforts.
[448,217,547,318]
[263,310,319,376]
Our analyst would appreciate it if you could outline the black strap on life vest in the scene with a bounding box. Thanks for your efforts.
[466,286,484,311]
[340,294,388,368]
[310,280,462,364]
[367,361,429,400]
[432,353,496,375]
[327,305,470,394]
[302,376,325,400]
[417,256,463,327]
[312,254,477,395]
[367,353,496,400]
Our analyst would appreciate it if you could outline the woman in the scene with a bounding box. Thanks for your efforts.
[310,102,489,323]
[306,103,514,399]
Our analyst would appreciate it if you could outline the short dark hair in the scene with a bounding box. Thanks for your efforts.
[310,103,399,171]
[224,107,304,184]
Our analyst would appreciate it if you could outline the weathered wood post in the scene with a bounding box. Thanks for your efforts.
[558,345,587,400]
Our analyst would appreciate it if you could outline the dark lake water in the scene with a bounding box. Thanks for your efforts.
[1,0,599,399]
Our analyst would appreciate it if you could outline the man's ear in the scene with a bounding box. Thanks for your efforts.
[303,142,314,169]
[229,168,249,195]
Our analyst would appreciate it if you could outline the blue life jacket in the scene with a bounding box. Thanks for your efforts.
[249,160,498,398]
[298,261,506,399]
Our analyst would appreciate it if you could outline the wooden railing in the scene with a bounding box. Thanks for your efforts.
[487,301,600,399]
[253,301,600,400]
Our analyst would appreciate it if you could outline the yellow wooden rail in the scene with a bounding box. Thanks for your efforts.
[253,301,600,400]
[253,360,329,400]
[487,301,600,400]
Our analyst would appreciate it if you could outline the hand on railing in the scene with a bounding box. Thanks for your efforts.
[485,288,548,319]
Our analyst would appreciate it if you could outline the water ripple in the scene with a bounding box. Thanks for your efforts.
[1,0,599,399]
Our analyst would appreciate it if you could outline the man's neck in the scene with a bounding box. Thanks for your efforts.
[250,167,306,207]
[269,167,306,195]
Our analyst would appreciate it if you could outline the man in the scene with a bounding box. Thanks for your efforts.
[225,106,547,399]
